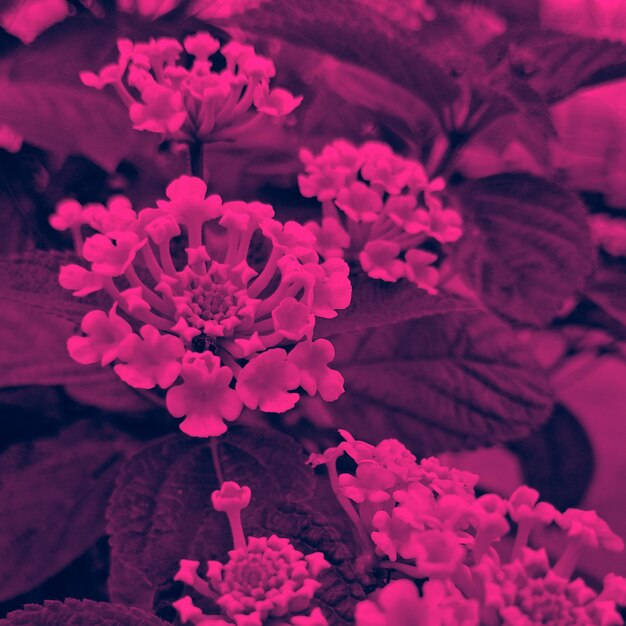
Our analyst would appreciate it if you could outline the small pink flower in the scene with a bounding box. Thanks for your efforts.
[82,232,145,276]
[411,529,466,579]
[166,353,242,437]
[211,481,252,514]
[385,195,430,235]
[405,249,439,294]
[359,240,405,282]
[254,86,304,116]
[182,32,220,60]
[67,305,132,366]
[336,182,383,222]
[429,208,463,243]
[272,297,315,340]
[236,348,300,412]
[338,460,396,504]
[58,264,104,297]
[307,258,352,318]
[287,339,344,401]
[83,196,137,234]
[114,324,184,389]
[305,218,350,259]
[0,0,69,44]
[158,175,222,230]
[49,199,85,231]
[129,83,187,133]
[0,123,23,153]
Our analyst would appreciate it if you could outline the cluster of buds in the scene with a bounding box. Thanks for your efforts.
[80,33,302,143]
[51,175,351,437]
[174,482,330,625]
[589,213,626,257]
[298,140,462,293]
[311,431,626,625]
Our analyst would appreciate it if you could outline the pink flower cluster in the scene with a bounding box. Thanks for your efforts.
[174,481,330,626]
[80,33,302,142]
[51,176,350,437]
[298,140,462,293]
[589,213,626,257]
[311,431,626,626]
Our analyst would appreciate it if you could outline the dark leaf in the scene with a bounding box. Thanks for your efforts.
[107,427,314,610]
[315,272,477,338]
[250,503,385,625]
[0,421,134,602]
[0,599,168,626]
[330,310,553,455]
[231,0,460,113]
[0,81,141,172]
[484,29,626,104]
[508,404,595,509]
[586,266,626,332]
[452,173,593,326]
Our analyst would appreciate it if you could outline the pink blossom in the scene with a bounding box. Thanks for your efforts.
[236,349,300,412]
[114,324,184,389]
[305,218,350,259]
[0,124,23,153]
[82,33,301,142]
[58,177,349,436]
[58,265,105,297]
[49,199,86,232]
[405,250,439,294]
[360,240,405,282]
[336,182,383,223]
[0,0,69,44]
[299,139,462,290]
[287,339,344,401]
[67,306,132,366]
[82,232,145,276]
[174,485,329,626]
[166,353,241,437]
[338,461,396,504]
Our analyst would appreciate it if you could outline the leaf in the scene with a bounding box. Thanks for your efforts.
[0,421,134,602]
[107,427,315,610]
[0,81,141,172]
[452,173,593,326]
[315,272,477,338]
[0,599,168,626]
[250,503,385,625]
[586,266,626,332]
[231,0,460,113]
[484,29,626,104]
[329,310,553,455]
[507,404,594,509]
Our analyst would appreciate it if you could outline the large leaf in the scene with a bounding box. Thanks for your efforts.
[0,82,140,172]
[0,251,116,387]
[0,421,134,603]
[329,310,553,454]
[452,173,593,326]
[484,29,626,104]
[107,427,315,610]
[315,272,477,338]
[508,404,595,510]
[231,0,460,113]
[0,599,168,626]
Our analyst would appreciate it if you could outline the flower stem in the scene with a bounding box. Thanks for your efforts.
[210,437,225,486]
[188,142,208,183]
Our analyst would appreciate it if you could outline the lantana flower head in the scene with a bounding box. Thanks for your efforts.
[52,175,350,437]
[314,431,626,625]
[298,140,462,292]
[80,33,302,143]
[174,481,330,625]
